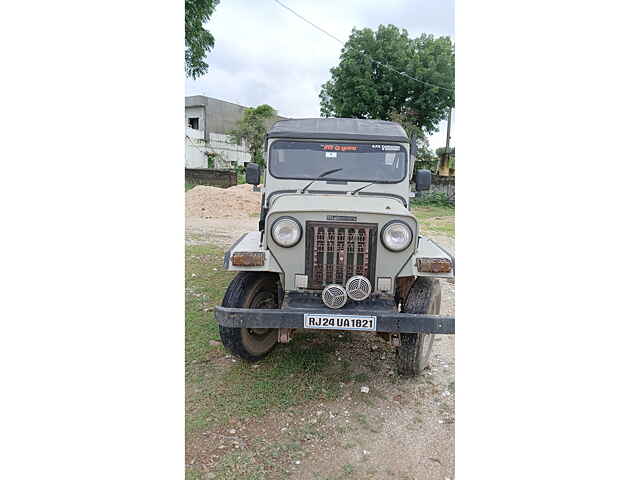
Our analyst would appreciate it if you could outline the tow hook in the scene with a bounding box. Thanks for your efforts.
[278,328,295,343]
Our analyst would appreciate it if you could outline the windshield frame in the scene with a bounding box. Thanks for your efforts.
[267,139,409,184]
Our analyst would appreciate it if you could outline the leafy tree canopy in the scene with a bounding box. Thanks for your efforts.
[390,110,438,176]
[228,105,277,167]
[320,25,454,135]
[436,146,455,156]
[185,0,220,79]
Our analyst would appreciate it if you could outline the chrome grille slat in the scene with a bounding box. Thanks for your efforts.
[332,226,338,281]
[306,221,377,290]
[342,228,348,285]
[351,229,358,275]
[322,226,328,285]
[363,229,369,276]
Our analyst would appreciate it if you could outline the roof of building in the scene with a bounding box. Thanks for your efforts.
[267,118,409,142]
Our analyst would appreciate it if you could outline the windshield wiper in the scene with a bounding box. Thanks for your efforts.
[300,168,343,194]
[349,182,375,195]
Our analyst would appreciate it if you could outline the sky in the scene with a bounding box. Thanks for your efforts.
[185,0,454,149]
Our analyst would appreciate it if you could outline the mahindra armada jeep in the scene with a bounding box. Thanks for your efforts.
[214,118,455,376]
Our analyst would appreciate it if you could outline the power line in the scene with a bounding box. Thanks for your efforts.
[273,0,343,45]
[272,0,454,93]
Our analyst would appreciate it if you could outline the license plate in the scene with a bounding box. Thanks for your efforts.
[304,313,376,331]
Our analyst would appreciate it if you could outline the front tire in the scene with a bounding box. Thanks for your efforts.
[396,277,442,376]
[218,272,280,362]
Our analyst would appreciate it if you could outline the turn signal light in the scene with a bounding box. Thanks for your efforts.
[416,257,452,273]
[231,252,265,266]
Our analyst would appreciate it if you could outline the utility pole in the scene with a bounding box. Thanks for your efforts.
[441,106,452,176]
[445,106,452,152]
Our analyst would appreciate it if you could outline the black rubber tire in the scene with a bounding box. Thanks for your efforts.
[218,272,280,362]
[396,277,442,376]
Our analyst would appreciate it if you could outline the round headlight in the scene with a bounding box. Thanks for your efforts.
[381,221,413,252]
[271,217,302,247]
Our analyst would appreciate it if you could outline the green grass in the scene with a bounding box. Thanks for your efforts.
[186,245,354,433]
[207,451,268,480]
[186,182,197,191]
[412,205,455,237]
[185,245,234,364]
[342,464,355,476]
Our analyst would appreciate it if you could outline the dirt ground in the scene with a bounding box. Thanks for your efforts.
[186,204,455,480]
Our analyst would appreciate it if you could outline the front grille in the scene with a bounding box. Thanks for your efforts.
[305,221,377,289]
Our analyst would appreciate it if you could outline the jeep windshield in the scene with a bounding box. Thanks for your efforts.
[269,140,407,183]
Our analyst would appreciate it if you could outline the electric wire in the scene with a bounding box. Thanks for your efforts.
[272,0,454,93]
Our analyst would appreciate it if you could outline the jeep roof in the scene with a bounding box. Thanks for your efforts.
[267,118,409,143]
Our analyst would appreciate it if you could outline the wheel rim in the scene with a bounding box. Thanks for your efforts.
[240,287,278,356]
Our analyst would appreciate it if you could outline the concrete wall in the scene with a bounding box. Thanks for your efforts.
[184,96,287,168]
[185,105,205,132]
[185,95,287,137]
[185,126,210,168]
[185,95,245,138]
[208,133,251,168]
[185,128,253,169]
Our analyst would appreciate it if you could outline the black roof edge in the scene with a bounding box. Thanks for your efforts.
[266,118,409,143]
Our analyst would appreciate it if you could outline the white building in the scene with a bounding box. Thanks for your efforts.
[185,96,286,169]
[185,126,251,169]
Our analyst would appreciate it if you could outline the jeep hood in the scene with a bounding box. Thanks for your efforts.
[268,193,409,217]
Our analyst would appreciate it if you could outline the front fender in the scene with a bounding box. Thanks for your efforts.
[397,236,455,279]
[223,231,283,273]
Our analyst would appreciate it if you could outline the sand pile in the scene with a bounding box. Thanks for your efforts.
[185,184,261,218]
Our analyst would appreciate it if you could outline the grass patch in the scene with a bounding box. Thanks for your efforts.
[186,245,353,433]
[186,182,197,191]
[185,470,201,480]
[185,245,235,365]
[207,450,268,480]
[411,191,452,208]
[342,464,355,476]
[412,205,455,238]
[352,373,370,383]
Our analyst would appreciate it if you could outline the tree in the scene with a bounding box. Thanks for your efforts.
[228,105,277,167]
[389,110,425,142]
[320,25,454,134]
[185,0,220,79]
[416,143,438,174]
[390,110,437,177]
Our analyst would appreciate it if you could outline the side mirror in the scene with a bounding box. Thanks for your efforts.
[415,169,432,191]
[245,162,261,185]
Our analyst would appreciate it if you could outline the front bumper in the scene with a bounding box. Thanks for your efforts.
[214,294,454,334]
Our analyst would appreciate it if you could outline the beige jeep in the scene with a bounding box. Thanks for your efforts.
[215,118,454,376]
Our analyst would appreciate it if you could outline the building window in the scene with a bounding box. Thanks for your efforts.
[188,117,199,130]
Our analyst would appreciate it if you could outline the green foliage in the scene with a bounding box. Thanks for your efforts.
[415,143,438,173]
[390,110,437,176]
[185,0,220,79]
[412,191,451,207]
[390,110,425,143]
[235,164,246,184]
[228,105,277,167]
[435,146,454,155]
[435,146,455,169]
[320,25,454,133]
[205,151,217,169]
